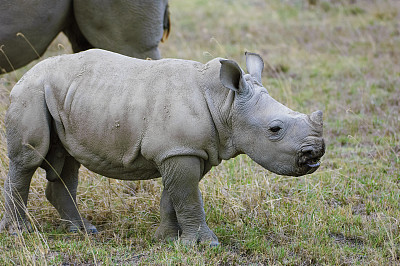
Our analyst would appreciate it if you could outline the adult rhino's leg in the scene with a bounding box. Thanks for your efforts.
[45,156,97,233]
[63,8,93,53]
[159,156,219,246]
[154,189,182,241]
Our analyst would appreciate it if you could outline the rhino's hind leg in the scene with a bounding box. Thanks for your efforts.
[42,132,66,182]
[1,140,47,233]
[45,156,97,234]
[63,11,93,53]
[0,162,37,234]
[1,91,51,234]
[154,189,182,241]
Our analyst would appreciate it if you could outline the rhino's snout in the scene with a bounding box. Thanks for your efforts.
[297,139,325,171]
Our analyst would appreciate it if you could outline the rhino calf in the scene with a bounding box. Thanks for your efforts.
[0,50,325,245]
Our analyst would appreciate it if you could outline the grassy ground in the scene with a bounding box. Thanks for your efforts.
[0,0,399,264]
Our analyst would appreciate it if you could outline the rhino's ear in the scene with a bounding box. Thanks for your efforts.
[245,52,264,84]
[220,59,250,96]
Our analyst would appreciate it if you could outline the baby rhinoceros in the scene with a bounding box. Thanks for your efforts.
[0,49,325,246]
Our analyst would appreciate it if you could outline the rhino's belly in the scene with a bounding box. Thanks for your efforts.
[81,153,161,181]
[63,143,161,181]
[55,120,159,180]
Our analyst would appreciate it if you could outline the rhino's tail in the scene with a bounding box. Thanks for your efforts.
[161,4,170,43]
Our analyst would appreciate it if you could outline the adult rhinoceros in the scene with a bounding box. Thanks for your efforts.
[0,0,170,73]
[0,50,325,246]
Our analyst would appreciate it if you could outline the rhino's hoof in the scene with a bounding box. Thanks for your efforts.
[69,227,79,233]
[86,227,98,234]
[0,217,32,235]
[63,219,98,234]
[68,226,98,234]
[179,237,219,247]
[209,240,220,247]
[154,224,181,242]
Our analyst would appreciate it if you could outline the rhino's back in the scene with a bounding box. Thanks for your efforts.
[40,49,222,177]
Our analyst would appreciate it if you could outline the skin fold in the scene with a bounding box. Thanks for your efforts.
[0,50,325,246]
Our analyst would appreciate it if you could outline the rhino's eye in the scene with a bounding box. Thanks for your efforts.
[270,126,282,133]
[267,120,286,141]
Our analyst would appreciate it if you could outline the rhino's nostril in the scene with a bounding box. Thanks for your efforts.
[298,146,323,168]
[303,150,313,157]
[300,147,314,157]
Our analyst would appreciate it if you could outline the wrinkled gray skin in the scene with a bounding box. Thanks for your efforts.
[0,50,325,246]
[0,0,169,73]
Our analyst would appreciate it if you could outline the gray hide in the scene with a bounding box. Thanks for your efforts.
[0,0,170,73]
[0,50,325,246]
[74,0,169,60]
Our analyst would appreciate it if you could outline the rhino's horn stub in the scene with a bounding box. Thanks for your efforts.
[309,110,323,126]
[245,52,264,84]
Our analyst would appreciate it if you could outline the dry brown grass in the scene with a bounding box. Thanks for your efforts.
[0,0,399,264]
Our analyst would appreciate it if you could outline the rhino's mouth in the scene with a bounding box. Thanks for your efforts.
[298,156,320,168]
[305,159,320,168]
[297,146,323,170]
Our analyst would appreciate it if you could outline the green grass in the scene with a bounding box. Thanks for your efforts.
[0,0,399,264]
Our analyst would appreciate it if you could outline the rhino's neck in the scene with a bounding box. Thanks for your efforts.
[202,61,240,161]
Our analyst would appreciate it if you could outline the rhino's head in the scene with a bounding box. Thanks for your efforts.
[220,53,325,176]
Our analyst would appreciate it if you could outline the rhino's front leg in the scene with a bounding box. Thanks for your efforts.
[154,189,182,241]
[159,156,219,246]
